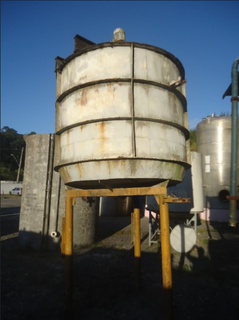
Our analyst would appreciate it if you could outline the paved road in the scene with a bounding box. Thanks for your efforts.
[0,195,21,239]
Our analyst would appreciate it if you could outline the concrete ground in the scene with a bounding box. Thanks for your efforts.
[1,196,239,320]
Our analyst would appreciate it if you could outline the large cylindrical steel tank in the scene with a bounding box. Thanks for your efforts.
[197,115,239,209]
[54,31,190,189]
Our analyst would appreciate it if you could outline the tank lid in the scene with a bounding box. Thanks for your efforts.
[113,28,125,42]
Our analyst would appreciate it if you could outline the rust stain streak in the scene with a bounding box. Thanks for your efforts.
[99,121,106,154]
[100,121,105,138]
[81,88,88,106]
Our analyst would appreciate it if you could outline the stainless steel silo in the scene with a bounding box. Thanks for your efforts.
[197,115,239,210]
[54,30,190,189]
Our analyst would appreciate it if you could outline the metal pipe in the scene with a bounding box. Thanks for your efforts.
[229,58,239,227]
[61,217,66,255]
[55,175,62,233]
[65,193,74,313]
[41,135,54,250]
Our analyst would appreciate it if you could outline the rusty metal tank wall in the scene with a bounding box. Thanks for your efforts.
[196,116,239,209]
[55,42,190,189]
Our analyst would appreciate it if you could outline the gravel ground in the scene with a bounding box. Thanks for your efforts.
[1,208,239,320]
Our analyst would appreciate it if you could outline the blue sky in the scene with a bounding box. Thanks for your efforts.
[1,1,239,134]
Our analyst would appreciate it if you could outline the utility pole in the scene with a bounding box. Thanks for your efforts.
[11,147,24,183]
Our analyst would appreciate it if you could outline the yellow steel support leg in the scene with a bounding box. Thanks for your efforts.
[134,208,141,287]
[61,186,183,318]
[155,195,173,320]
[65,194,74,313]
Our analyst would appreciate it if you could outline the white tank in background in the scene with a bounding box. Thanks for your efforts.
[145,151,204,214]
[197,115,239,221]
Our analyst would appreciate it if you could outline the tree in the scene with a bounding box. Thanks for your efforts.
[189,129,197,151]
[0,127,26,181]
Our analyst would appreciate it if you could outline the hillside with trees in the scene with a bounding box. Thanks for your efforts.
[0,126,36,181]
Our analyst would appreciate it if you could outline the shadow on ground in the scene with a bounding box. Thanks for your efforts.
[1,216,239,320]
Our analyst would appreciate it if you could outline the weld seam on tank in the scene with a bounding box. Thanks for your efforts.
[55,116,189,134]
[54,158,191,172]
[131,43,137,157]
[56,79,133,102]
[56,82,186,111]
[57,42,185,78]
[55,157,191,168]
[56,79,187,107]
[55,117,189,139]
[136,79,187,109]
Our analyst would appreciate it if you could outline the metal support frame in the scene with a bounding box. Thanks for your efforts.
[148,209,160,246]
[62,184,190,320]
[186,213,198,241]
[147,209,198,247]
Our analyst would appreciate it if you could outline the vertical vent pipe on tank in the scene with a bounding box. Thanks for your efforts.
[112,28,125,42]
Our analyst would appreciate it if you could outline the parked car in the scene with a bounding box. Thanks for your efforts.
[9,187,22,195]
